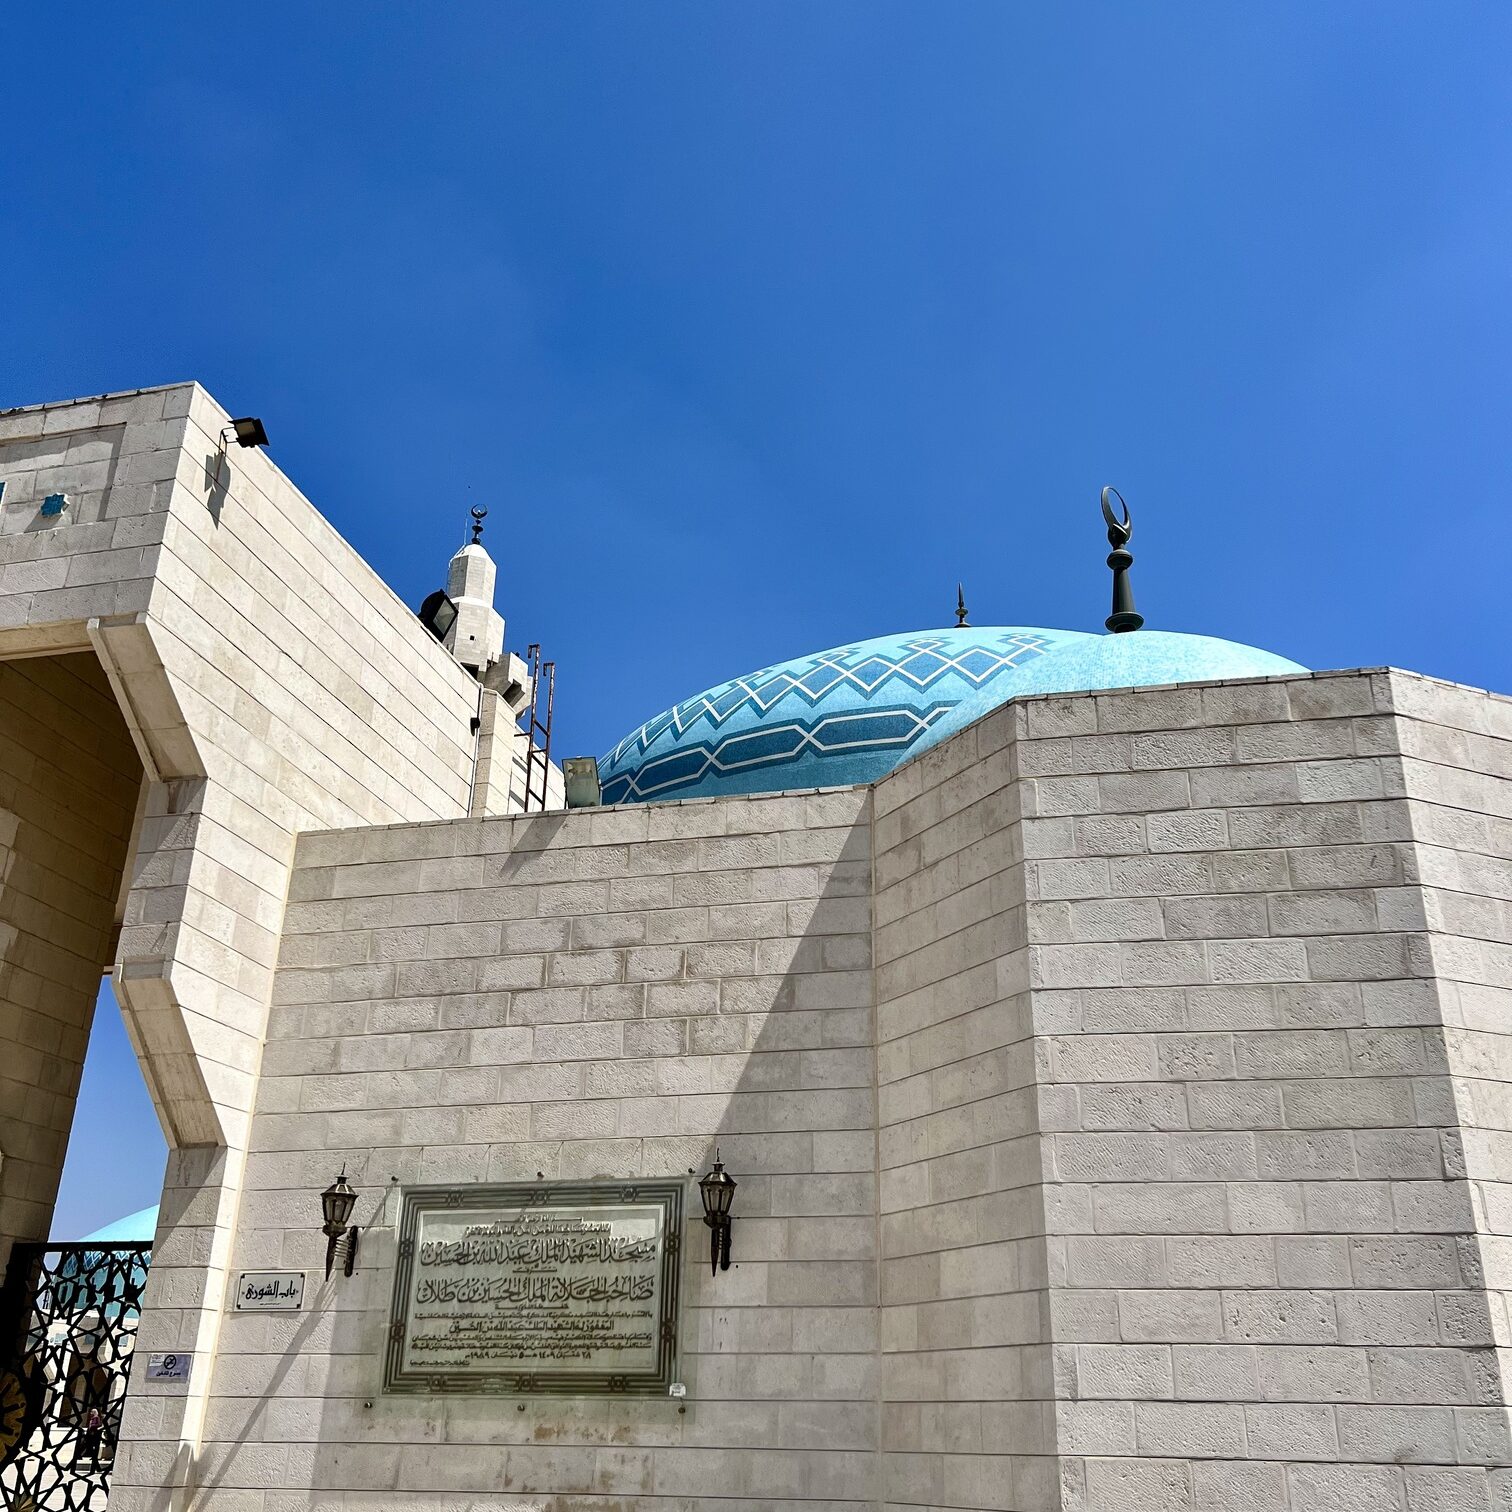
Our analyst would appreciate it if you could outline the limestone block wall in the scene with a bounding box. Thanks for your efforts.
[142,788,878,1512]
[1389,671,1512,1427]
[1,384,513,1484]
[872,705,1055,1511]
[0,390,166,649]
[1013,669,1512,1512]
[0,384,488,1149]
[472,693,566,818]
[0,653,142,1260]
[123,381,483,1149]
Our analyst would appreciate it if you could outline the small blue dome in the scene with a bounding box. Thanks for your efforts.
[599,626,1305,805]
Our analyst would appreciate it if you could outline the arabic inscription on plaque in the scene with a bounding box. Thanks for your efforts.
[384,1180,683,1396]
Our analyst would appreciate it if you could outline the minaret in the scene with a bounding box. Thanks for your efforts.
[444,507,506,675]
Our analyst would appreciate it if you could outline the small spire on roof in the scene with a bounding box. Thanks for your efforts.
[470,506,487,545]
[1101,486,1144,633]
[955,583,970,628]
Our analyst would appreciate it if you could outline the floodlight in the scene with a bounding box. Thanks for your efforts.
[222,417,270,449]
[563,757,602,809]
[418,590,458,643]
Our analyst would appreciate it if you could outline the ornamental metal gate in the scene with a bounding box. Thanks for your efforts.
[0,1241,151,1512]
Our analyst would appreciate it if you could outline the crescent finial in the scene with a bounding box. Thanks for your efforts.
[1100,485,1143,633]
[1100,485,1131,542]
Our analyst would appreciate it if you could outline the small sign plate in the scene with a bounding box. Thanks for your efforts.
[234,1271,306,1311]
[145,1352,193,1384]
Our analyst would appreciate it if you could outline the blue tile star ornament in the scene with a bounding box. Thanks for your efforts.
[40,492,68,518]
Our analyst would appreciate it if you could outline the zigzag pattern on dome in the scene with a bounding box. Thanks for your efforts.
[600,701,957,804]
[604,628,1064,768]
[604,631,1057,767]
[598,628,1089,805]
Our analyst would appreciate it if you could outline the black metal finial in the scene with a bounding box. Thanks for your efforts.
[1100,486,1143,633]
[955,583,970,628]
[470,506,487,545]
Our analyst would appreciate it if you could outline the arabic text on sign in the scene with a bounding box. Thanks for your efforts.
[397,1204,664,1376]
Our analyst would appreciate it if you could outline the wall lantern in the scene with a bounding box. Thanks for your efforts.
[697,1151,737,1276]
[320,1168,360,1279]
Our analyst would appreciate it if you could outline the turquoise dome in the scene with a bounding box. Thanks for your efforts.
[908,630,1308,763]
[81,1205,158,1243]
[39,1206,158,1316]
[599,626,1305,805]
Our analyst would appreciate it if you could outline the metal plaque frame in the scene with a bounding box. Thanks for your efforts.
[383,1180,684,1397]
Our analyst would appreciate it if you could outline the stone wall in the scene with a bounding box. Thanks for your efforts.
[111,664,1512,1512]
[1,384,486,1146]
[872,702,1055,1510]
[1393,670,1512,1504]
[473,695,566,818]
[867,667,1512,1509]
[0,392,160,648]
[152,788,878,1512]
[0,653,142,1260]
[0,384,525,1495]
[1014,668,1511,1511]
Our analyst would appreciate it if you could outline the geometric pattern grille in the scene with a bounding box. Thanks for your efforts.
[600,629,1059,805]
[0,1242,151,1512]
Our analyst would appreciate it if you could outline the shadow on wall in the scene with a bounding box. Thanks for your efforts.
[187,798,878,1506]
[201,454,228,527]
[695,814,879,1506]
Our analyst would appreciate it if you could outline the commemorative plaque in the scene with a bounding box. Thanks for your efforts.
[383,1180,683,1396]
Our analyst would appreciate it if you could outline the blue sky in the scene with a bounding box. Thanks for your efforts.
[15,4,1509,1236]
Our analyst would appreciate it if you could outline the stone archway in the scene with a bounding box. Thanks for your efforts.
[0,650,146,1264]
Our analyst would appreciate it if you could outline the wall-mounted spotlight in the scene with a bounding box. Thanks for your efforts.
[222,417,269,450]
[417,589,458,644]
[562,757,602,810]
[698,1151,737,1276]
[320,1168,360,1279]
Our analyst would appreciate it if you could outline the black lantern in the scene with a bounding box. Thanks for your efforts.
[697,1151,737,1276]
[320,1168,359,1279]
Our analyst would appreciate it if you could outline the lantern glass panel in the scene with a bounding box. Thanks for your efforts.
[699,1166,736,1217]
[322,1178,356,1229]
